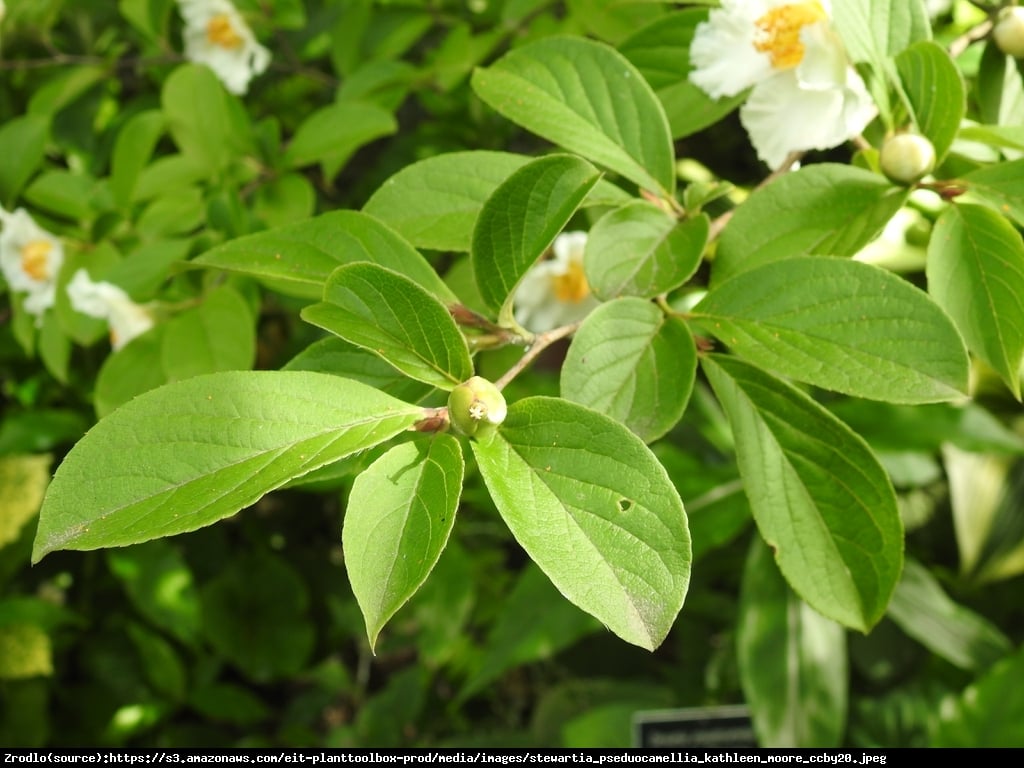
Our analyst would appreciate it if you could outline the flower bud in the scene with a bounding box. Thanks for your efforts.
[994,7,1024,59]
[447,376,507,439]
[880,133,936,185]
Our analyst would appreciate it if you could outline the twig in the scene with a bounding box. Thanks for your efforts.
[493,322,579,391]
[949,18,994,59]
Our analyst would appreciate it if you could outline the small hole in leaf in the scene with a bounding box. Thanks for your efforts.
[617,498,634,513]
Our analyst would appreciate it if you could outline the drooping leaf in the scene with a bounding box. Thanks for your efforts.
[344,436,463,651]
[193,210,455,301]
[585,203,707,300]
[712,164,909,284]
[696,256,970,403]
[738,538,847,748]
[887,559,1011,671]
[471,397,691,651]
[702,354,903,632]
[471,36,675,196]
[561,298,696,442]
[618,10,746,140]
[927,204,1024,399]
[471,155,601,320]
[895,41,965,163]
[363,150,631,252]
[302,263,472,390]
[33,372,423,560]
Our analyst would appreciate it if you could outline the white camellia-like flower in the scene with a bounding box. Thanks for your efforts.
[67,269,155,351]
[689,0,876,168]
[0,207,64,323]
[513,231,601,333]
[177,0,270,95]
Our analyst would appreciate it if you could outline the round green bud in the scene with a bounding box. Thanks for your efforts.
[447,376,507,439]
[880,133,936,185]
[994,7,1024,59]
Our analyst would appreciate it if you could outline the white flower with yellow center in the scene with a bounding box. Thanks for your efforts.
[67,269,155,351]
[689,0,876,169]
[177,0,270,95]
[0,207,64,322]
[513,231,600,333]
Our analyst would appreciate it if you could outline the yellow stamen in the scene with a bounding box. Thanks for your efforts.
[553,260,590,304]
[754,2,827,70]
[21,240,53,281]
[206,14,244,50]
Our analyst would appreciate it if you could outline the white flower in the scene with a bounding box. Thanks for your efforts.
[689,0,876,168]
[177,0,270,95]
[513,231,600,333]
[67,269,155,351]
[0,207,64,322]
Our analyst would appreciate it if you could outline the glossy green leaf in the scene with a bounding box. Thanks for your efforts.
[586,203,707,300]
[697,257,969,403]
[471,155,601,319]
[302,263,472,390]
[193,210,455,301]
[888,559,1010,671]
[471,397,691,650]
[927,204,1024,399]
[344,436,463,651]
[33,371,423,560]
[161,64,252,171]
[895,41,965,163]
[963,158,1024,231]
[110,110,166,208]
[738,538,847,748]
[702,354,903,631]
[0,114,48,205]
[712,164,909,284]
[618,9,746,140]
[471,36,675,196]
[932,644,1024,746]
[561,298,696,443]
[363,151,630,253]
[283,100,396,176]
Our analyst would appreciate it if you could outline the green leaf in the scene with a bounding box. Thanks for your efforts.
[33,371,423,560]
[0,455,51,550]
[23,171,96,222]
[161,64,253,171]
[193,210,455,301]
[887,559,1010,671]
[895,41,965,163]
[471,397,690,651]
[832,0,931,62]
[931,644,1024,746]
[344,436,463,651]
[283,100,397,177]
[701,354,903,632]
[110,110,166,208]
[738,538,847,748]
[696,256,970,403]
[253,173,316,228]
[471,36,675,196]
[561,298,696,443]
[302,263,472,390]
[0,115,49,206]
[963,158,1024,230]
[618,9,746,140]
[364,150,630,253]
[471,155,601,319]
[586,202,706,300]
[712,164,909,284]
[160,286,256,381]
[927,204,1024,399]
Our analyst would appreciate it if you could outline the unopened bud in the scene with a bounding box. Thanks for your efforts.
[880,133,936,185]
[447,376,507,439]
[994,7,1024,59]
